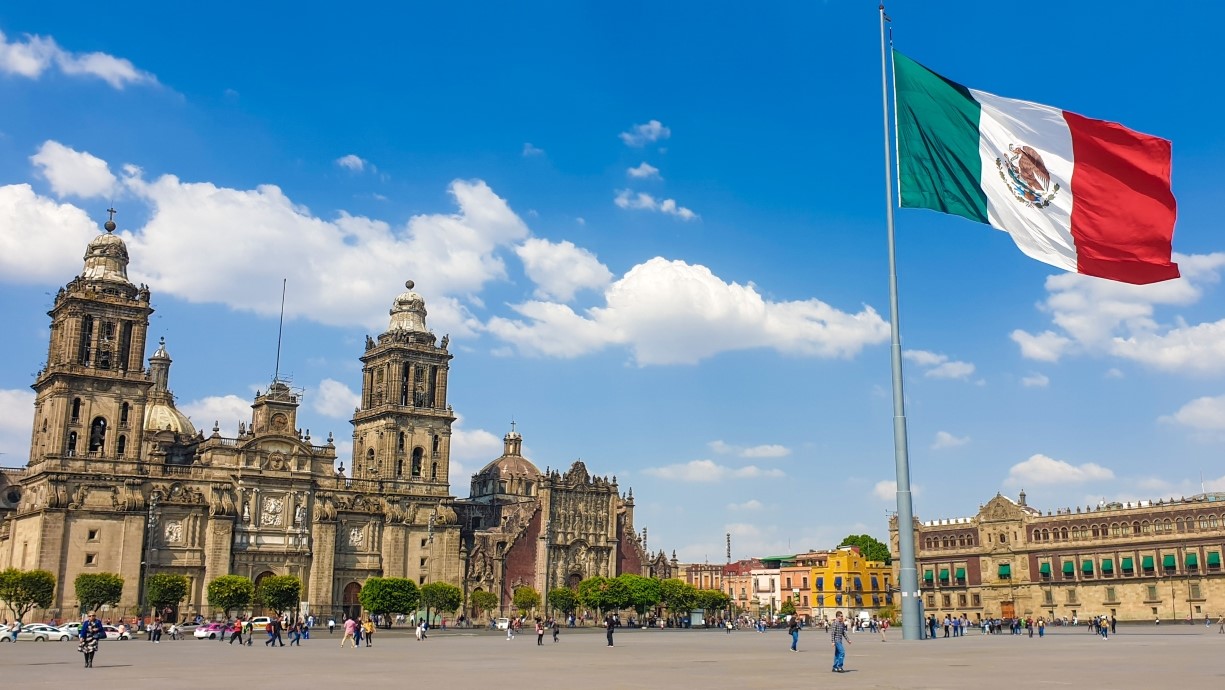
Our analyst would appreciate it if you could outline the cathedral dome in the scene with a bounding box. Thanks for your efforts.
[477,453,541,479]
[81,223,131,285]
[387,279,428,333]
[143,402,196,436]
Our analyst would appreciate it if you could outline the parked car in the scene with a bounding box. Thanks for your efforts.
[101,625,130,640]
[193,622,234,640]
[247,616,273,630]
[0,624,73,641]
[495,617,511,630]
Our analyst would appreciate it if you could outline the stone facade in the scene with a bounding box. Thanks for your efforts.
[890,491,1225,622]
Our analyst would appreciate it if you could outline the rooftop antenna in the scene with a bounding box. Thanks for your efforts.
[273,278,287,383]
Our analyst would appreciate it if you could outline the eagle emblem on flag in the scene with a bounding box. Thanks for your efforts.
[996,144,1060,208]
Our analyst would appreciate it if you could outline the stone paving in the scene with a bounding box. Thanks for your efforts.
[1,623,1222,688]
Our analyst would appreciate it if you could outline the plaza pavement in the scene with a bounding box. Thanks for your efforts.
[0,623,1221,688]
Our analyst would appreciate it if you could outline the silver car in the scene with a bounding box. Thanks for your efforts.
[0,624,73,641]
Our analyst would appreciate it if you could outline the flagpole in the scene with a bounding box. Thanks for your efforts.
[879,3,920,641]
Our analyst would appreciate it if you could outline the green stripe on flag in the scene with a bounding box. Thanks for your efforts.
[893,50,988,224]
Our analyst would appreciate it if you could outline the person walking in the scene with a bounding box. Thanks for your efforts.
[788,617,801,652]
[552,619,560,643]
[243,618,254,646]
[340,616,357,647]
[536,618,544,646]
[830,611,851,673]
[229,617,243,645]
[362,618,374,647]
[328,618,336,635]
[150,617,163,643]
[605,614,616,647]
[78,612,105,669]
[879,618,889,642]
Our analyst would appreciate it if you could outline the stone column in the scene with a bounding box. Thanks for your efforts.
[308,521,337,617]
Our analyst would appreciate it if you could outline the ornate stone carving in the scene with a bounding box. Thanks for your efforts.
[348,525,365,548]
[262,496,284,526]
[164,520,183,544]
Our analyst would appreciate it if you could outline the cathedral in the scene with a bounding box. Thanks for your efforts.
[0,216,651,620]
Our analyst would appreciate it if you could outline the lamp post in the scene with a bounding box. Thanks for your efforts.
[136,491,160,622]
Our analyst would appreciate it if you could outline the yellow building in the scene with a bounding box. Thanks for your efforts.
[808,546,892,621]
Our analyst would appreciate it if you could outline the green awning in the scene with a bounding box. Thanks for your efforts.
[1163,554,1176,569]
[1082,559,1094,573]
[1186,553,1198,567]
[955,567,966,580]
[1039,562,1051,575]
[923,570,933,582]
[1121,557,1134,571]
[939,569,949,581]
[1209,552,1221,567]
[1142,556,1155,570]
[998,563,1011,577]
[1101,559,1113,572]
[1062,561,1075,574]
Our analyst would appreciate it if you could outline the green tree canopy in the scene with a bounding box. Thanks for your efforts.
[255,575,301,616]
[0,568,56,624]
[470,590,499,620]
[74,572,124,614]
[419,581,462,619]
[207,575,254,618]
[512,586,540,615]
[145,573,189,614]
[616,574,661,615]
[576,576,609,613]
[658,578,697,616]
[546,587,578,615]
[695,589,730,613]
[779,599,797,617]
[358,577,419,625]
[839,534,891,564]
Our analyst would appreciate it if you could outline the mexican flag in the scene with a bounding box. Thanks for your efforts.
[893,50,1178,285]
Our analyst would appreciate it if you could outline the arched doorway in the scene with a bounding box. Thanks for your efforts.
[254,571,276,614]
[342,582,362,620]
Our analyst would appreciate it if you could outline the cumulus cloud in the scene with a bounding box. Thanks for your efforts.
[903,349,976,380]
[0,388,35,461]
[180,394,253,435]
[522,143,545,157]
[312,379,360,419]
[1160,395,1225,431]
[614,189,696,221]
[1020,373,1050,388]
[514,237,613,301]
[0,29,156,88]
[335,154,368,172]
[727,499,764,511]
[708,440,790,458]
[931,431,969,450]
[30,140,117,199]
[1005,453,1114,485]
[627,162,660,179]
[873,479,921,501]
[487,257,890,365]
[1011,253,1225,373]
[0,184,101,282]
[643,459,784,482]
[619,120,670,147]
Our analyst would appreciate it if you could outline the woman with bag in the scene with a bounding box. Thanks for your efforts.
[78,612,105,668]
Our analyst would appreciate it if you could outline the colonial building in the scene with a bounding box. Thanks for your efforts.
[890,491,1225,622]
[453,430,648,616]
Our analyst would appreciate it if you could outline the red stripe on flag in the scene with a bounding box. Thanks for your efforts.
[1065,111,1179,285]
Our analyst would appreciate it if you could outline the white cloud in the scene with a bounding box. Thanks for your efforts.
[514,237,613,302]
[312,379,360,419]
[335,154,367,172]
[1012,253,1225,372]
[487,257,890,365]
[872,479,922,501]
[903,349,975,380]
[522,143,545,157]
[1020,373,1050,388]
[0,184,101,282]
[627,162,660,179]
[180,394,253,435]
[931,431,969,450]
[643,459,784,482]
[0,30,156,88]
[1160,395,1225,431]
[449,415,504,482]
[727,499,764,511]
[614,189,697,221]
[740,444,790,459]
[30,140,117,199]
[619,120,671,147]
[0,389,35,461]
[1104,368,1125,379]
[1005,453,1115,486]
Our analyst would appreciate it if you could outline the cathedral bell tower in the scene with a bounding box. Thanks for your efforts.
[28,211,155,467]
[351,281,454,494]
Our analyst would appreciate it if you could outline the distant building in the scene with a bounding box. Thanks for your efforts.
[890,490,1225,622]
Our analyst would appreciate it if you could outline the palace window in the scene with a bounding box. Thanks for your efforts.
[1066,590,1078,604]
[926,594,936,609]
[412,448,423,477]
[958,594,967,607]
[1060,527,1068,540]
[971,594,981,607]
[1212,515,1220,529]
[1043,590,1054,605]
[941,594,951,608]
[1200,516,1210,530]
[1190,583,1202,599]
[1146,585,1158,600]
[1105,587,1117,602]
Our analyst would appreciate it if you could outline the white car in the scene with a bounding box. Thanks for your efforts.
[495,617,511,630]
[0,624,73,641]
[101,625,130,640]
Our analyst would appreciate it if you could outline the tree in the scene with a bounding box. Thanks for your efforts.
[470,590,499,621]
[144,573,189,616]
[358,577,419,627]
[779,599,797,617]
[512,586,540,616]
[0,568,56,624]
[74,572,124,614]
[658,578,697,619]
[839,534,892,564]
[576,576,609,614]
[616,574,661,618]
[546,587,578,616]
[695,589,730,614]
[208,575,254,618]
[255,575,301,616]
[419,582,462,623]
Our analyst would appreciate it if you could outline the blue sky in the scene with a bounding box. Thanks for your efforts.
[1,1,1223,563]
